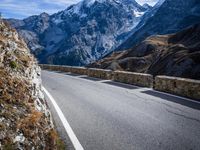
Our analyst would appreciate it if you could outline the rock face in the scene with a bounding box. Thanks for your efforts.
[7,0,149,66]
[117,0,200,50]
[0,20,63,149]
[89,23,200,80]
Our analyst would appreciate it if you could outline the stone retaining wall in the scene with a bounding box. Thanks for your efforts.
[40,64,200,100]
[87,68,113,80]
[69,67,88,75]
[113,71,153,88]
[155,76,200,100]
[40,65,153,87]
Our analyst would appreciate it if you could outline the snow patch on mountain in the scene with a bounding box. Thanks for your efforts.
[134,10,145,17]
[8,0,150,66]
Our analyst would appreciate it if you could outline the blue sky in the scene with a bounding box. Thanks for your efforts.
[0,0,159,19]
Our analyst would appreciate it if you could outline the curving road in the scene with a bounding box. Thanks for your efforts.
[42,70,200,150]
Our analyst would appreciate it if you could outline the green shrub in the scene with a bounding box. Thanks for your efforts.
[56,139,66,150]
[10,61,18,69]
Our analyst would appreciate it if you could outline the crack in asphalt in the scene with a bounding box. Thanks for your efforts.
[166,109,200,124]
[128,90,188,114]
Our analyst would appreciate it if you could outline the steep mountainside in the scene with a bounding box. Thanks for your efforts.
[89,23,200,79]
[0,20,64,149]
[8,0,149,66]
[7,13,50,58]
[117,0,200,50]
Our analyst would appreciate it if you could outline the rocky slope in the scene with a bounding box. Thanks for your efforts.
[7,0,149,66]
[117,0,200,50]
[89,23,200,79]
[0,20,64,149]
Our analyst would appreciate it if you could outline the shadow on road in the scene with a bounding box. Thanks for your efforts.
[55,71,83,76]
[49,70,71,74]
[80,76,103,81]
[102,81,139,90]
[48,70,64,73]
[65,73,83,77]
[141,90,200,110]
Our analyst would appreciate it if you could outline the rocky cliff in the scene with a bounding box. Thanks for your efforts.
[0,20,64,149]
[89,23,200,80]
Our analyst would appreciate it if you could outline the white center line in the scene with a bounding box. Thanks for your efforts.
[42,86,84,150]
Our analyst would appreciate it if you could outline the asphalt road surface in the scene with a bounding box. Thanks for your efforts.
[42,70,200,150]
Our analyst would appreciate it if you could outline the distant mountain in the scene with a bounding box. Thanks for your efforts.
[117,0,200,50]
[7,12,50,60]
[89,23,200,79]
[8,0,149,66]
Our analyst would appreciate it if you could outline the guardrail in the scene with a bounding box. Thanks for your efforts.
[155,76,200,100]
[40,64,200,100]
[87,68,113,80]
[113,71,153,88]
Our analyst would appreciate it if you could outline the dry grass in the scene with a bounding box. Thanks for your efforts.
[46,129,66,150]
[17,110,43,138]
[0,19,65,149]
[0,70,31,106]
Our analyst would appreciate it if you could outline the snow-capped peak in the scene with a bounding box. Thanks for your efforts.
[84,0,96,7]
[8,0,148,66]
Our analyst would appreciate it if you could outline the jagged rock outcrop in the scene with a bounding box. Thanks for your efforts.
[0,20,64,149]
[7,0,149,66]
[89,23,200,80]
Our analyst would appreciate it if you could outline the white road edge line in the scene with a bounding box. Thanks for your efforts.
[42,86,84,150]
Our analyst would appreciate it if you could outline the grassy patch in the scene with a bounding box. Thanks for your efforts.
[47,129,66,150]
[9,61,18,69]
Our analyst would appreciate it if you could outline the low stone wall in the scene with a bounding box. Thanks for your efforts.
[70,67,88,75]
[40,64,200,100]
[40,64,62,71]
[40,65,88,75]
[113,71,153,88]
[60,65,71,72]
[87,68,113,80]
[155,76,200,100]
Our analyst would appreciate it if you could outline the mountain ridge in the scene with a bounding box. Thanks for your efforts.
[7,0,149,65]
[89,23,200,79]
[117,0,200,50]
